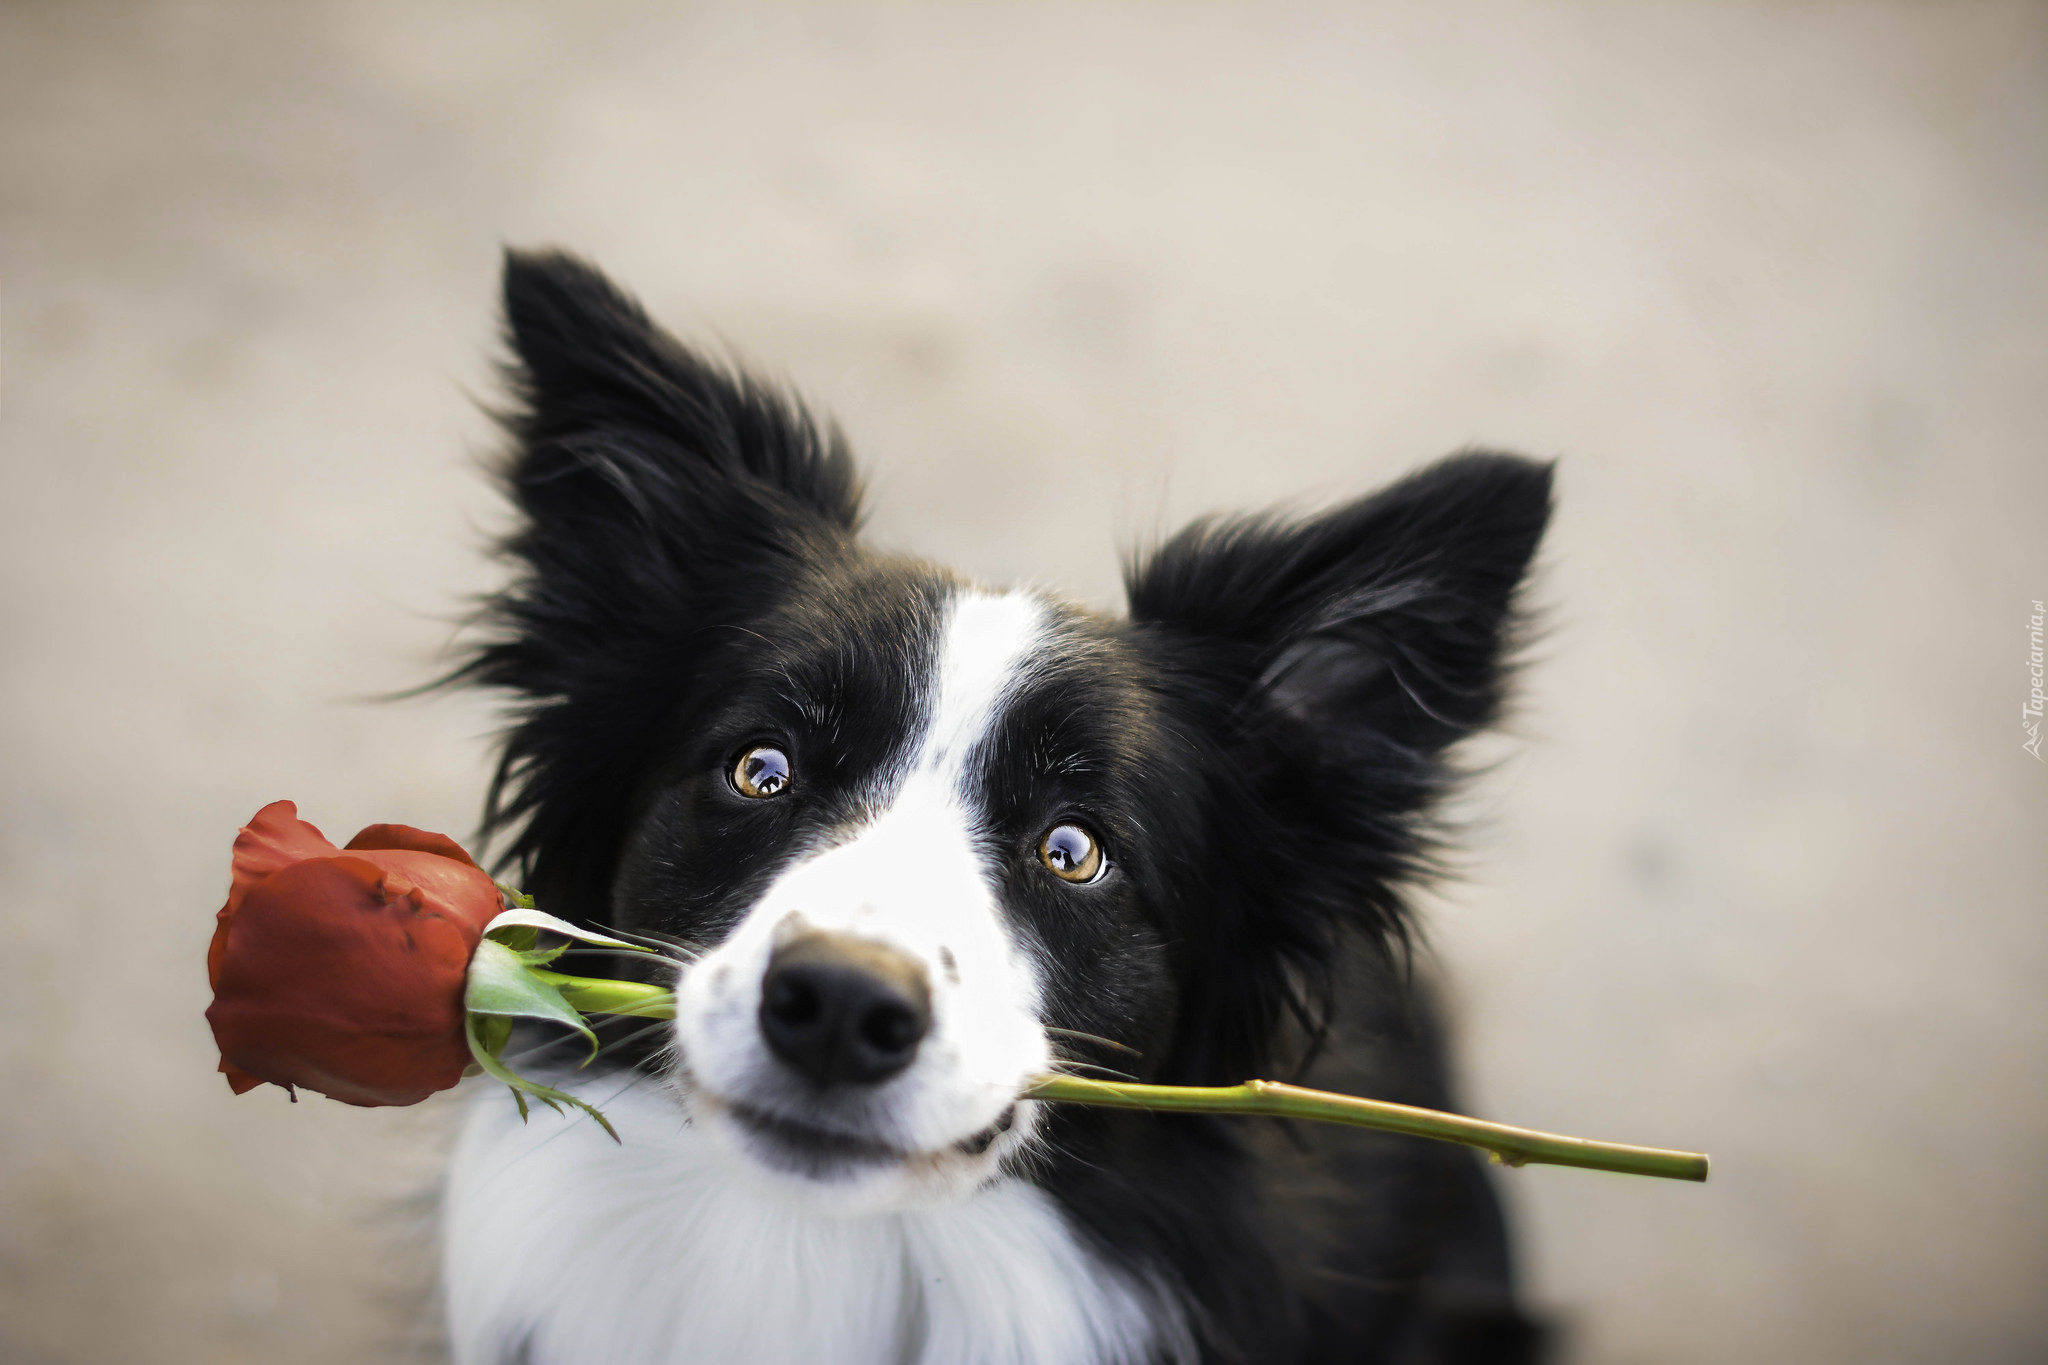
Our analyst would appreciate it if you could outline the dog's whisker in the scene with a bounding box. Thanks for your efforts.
[1045,1026,1142,1059]
[580,1018,677,1063]
[494,1011,664,1071]
[1047,1059,1141,1083]
[555,945,695,968]
[591,922,712,957]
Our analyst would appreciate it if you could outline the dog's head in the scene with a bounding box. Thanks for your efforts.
[463,252,1550,1212]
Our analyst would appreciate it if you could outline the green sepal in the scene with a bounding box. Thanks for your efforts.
[482,907,655,966]
[465,938,599,1063]
[471,1012,513,1062]
[462,1013,620,1142]
[462,902,663,1142]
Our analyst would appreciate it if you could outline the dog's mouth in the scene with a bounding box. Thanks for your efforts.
[721,1098,1017,1176]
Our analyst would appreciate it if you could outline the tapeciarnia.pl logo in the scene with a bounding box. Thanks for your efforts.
[2027,600,2045,761]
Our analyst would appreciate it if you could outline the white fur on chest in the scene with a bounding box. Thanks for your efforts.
[443,1080,1178,1365]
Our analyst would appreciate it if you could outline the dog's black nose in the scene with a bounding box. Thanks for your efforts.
[758,931,932,1087]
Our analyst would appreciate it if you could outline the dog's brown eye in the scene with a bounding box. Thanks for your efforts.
[733,746,792,798]
[1038,824,1103,883]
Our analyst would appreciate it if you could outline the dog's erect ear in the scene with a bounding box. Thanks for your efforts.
[1129,453,1551,760]
[497,250,861,535]
[461,250,863,910]
[1125,453,1552,1077]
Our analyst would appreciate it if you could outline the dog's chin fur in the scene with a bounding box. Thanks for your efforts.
[687,1084,1038,1216]
[442,249,1557,1364]
[445,1078,1183,1365]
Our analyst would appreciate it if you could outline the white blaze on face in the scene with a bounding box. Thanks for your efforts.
[674,589,1054,1204]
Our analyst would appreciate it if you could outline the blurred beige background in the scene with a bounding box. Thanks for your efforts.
[3,2,2045,1361]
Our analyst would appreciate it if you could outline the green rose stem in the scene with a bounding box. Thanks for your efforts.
[532,969,680,1018]
[1020,1073,1709,1182]
[520,968,1709,1184]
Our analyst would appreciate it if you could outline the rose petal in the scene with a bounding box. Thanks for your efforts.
[209,801,342,989]
[207,854,479,1107]
[230,801,342,910]
[346,849,503,939]
[345,823,482,869]
[220,1059,264,1095]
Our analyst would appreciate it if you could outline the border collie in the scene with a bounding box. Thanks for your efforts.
[441,251,1553,1365]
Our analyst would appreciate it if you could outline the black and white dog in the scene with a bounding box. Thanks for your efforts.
[442,251,1553,1365]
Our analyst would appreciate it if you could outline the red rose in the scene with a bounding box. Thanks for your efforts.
[205,801,504,1107]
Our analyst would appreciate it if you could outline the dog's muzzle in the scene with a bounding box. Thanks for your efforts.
[757,929,933,1089]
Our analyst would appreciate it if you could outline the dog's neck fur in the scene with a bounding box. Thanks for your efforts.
[443,1078,1188,1365]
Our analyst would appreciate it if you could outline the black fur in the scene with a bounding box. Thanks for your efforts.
[458,250,864,917]
[460,250,1554,1364]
